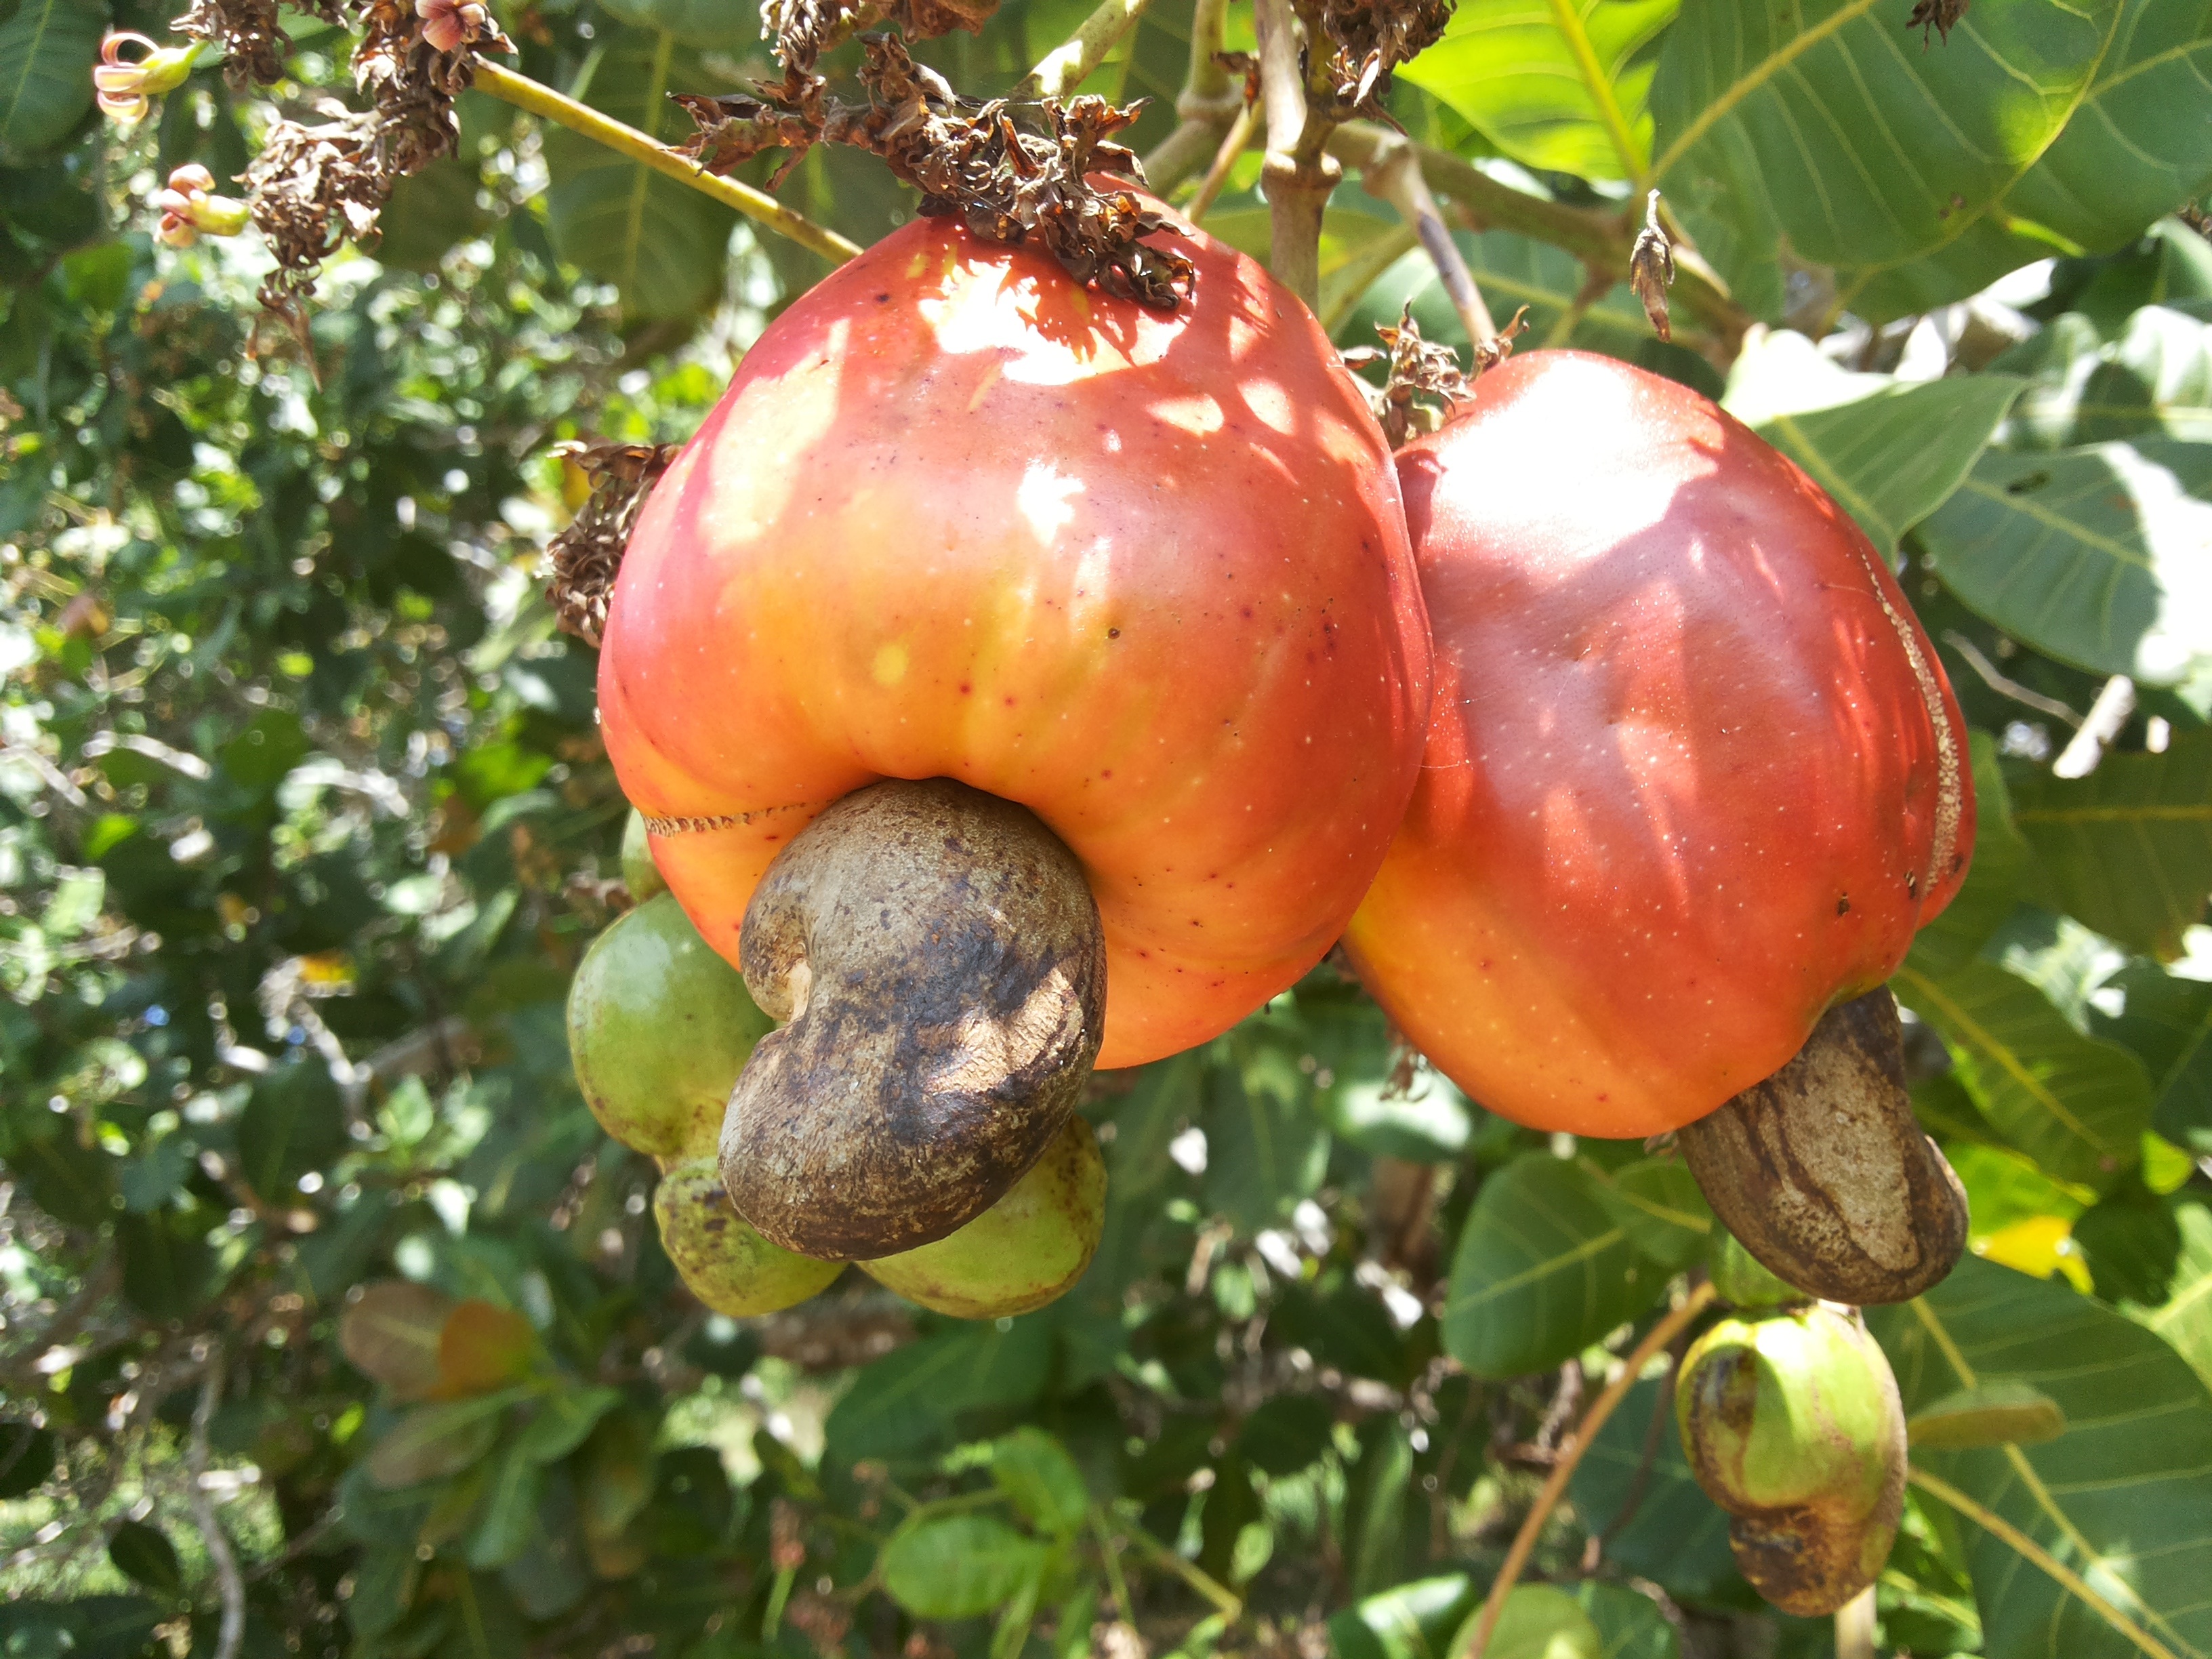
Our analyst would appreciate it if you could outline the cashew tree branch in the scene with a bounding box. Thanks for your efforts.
[470,60,863,266]
[1016,0,1159,102]
[1142,0,1240,191]
[1254,0,1338,311]
[1326,122,1747,352]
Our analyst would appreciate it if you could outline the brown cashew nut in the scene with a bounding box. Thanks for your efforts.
[1679,987,1968,1305]
[720,778,1107,1260]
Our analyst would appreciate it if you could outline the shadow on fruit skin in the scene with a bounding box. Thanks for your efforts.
[1366,348,1971,1134]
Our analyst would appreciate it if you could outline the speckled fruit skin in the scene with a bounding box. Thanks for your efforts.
[1345,350,1973,1136]
[565,895,775,1161]
[858,1114,1106,1318]
[598,212,1432,1071]
[654,1158,843,1317]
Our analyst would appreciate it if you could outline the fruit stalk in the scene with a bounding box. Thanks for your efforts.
[1254,0,1338,310]
[470,61,861,265]
[1467,1281,1718,1659]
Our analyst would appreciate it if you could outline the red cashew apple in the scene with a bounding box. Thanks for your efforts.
[599,211,1432,1073]
[1346,350,1973,1137]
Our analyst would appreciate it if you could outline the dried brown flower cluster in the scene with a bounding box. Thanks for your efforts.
[675,35,1195,308]
[1309,0,1453,121]
[232,0,510,353]
[1345,304,1523,447]
[545,441,681,648]
[762,0,998,78]
[176,0,341,89]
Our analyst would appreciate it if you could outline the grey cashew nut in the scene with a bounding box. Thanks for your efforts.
[720,777,1107,1260]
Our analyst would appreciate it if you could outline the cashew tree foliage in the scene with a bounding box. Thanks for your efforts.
[3,0,2211,1656]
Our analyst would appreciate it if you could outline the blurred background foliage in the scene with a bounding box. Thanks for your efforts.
[3,0,2211,1655]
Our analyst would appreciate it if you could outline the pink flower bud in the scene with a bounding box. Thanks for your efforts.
[415,0,487,54]
[94,31,201,125]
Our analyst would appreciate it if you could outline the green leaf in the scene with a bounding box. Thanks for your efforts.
[466,1442,546,1570]
[541,28,739,320]
[2095,961,2212,1153]
[116,1212,215,1321]
[2008,731,2212,959]
[1894,959,2152,1188]
[1872,1254,2212,1659]
[881,1514,1048,1620]
[1235,1393,1336,1477]
[596,0,762,45]
[823,1319,1052,1463]
[2122,1199,2212,1391]
[1201,1054,1332,1234]
[367,1393,520,1489]
[1441,1153,1660,1378]
[1907,1380,2069,1450]
[1584,1156,1711,1270]
[989,1428,1089,1537]
[0,0,101,158]
[514,1385,622,1465]
[1449,1584,1603,1659]
[1397,0,1682,180]
[105,1520,182,1598]
[239,1057,348,1206]
[1565,1582,1680,1659]
[1649,0,2117,323]
[2074,1185,2184,1303]
[1328,1575,1479,1659]
[2001,304,2212,451]
[1921,437,2212,686]
[0,1421,56,1498]
[1570,1375,1741,1603]
[1721,331,2022,552]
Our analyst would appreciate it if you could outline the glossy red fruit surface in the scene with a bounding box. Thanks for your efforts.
[600,213,1431,1069]
[1346,350,1972,1136]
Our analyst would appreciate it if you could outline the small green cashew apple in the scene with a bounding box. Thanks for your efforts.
[1675,1304,1906,1616]
[620,808,667,902]
[859,1115,1106,1318]
[655,1158,843,1315]
[567,894,773,1160]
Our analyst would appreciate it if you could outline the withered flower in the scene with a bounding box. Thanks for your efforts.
[94,31,201,125]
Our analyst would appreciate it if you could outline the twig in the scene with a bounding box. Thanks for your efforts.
[1364,136,1494,342]
[1466,1282,1718,1659]
[1125,1516,1243,1619]
[186,1348,246,1659]
[1254,0,1337,310]
[2051,675,2135,779]
[1939,632,2083,728]
[1905,1465,2179,1659]
[1186,102,1257,220]
[1141,0,1241,191]
[470,61,861,265]
[1325,124,1747,350]
[1017,0,1158,101]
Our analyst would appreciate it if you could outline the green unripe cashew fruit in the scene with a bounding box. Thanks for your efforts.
[1675,1304,1906,1617]
[859,1115,1106,1318]
[621,808,668,902]
[567,893,774,1161]
[1710,1229,1808,1313]
[655,1158,843,1315]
